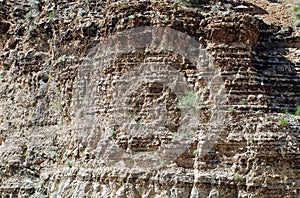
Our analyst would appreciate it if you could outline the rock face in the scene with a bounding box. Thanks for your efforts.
[0,0,299,197]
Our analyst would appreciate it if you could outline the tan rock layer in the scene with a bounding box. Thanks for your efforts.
[0,0,299,197]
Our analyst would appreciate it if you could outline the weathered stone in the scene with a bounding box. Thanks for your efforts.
[0,0,299,197]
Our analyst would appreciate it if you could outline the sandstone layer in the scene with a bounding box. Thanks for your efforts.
[0,0,299,197]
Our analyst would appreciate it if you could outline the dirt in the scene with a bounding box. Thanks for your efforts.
[245,0,299,29]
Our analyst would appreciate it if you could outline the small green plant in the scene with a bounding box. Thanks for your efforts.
[295,106,300,116]
[292,2,300,26]
[66,161,72,167]
[110,130,116,137]
[56,84,61,92]
[51,151,57,158]
[225,187,231,192]
[241,98,246,103]
[24,148,33,158]
[25,12,33,20]
[48,11,55,20]
[57,55,66,63]
[161,15,168,23]
[294,21,300,27]
[53,100,60,110]
[30,0,40,6]
[283,109,292,115]
[116,25,122,30]
[177,90,198,109]
[128,15,134,20]
[233,173,242,181]
[23,151,28,158]
[133,116,139,122]
[31,100,37,107]
[279,117,288,126]
[227,107,236,112]
[250,137,255,142]
[36,178,41,186]
[193,149,199,155]
[95,55,102,60]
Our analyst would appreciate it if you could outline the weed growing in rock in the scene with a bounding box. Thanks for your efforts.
[53,100,61,111]
[193,149,199,155]
[279,117,288,126]
[161,15,168,23]
[128,15,134,20]
[250,137,255,142]
[177,90,198,109]
[283,108,292,115]
[25,12,33,20]
[116,25,122,31]
[292,2,300,26]
[172,137,179,143]
[133,116,139,122]
[225,187,231,192]
[51,151,57,159]
[227,107,236,112]
[57,55,67,63]
[110,130,116,137]
[295,105,300,116]
[233,173,242,181]
[47,11,55,20]
[66,161,72,167]
[30,0,40,7]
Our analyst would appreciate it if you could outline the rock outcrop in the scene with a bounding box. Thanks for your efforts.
[0,0,299,197]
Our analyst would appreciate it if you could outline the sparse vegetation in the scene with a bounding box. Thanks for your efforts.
[48,11,55,20]
[241,98,247,103]
[227,107,236,112]
[128,15,134,20]
[133,116,139,122]
[295,105,300,116]
[177,90,198,109]
[161,15,168,23]
[57,55,67,63]
[233,173,242,181]
[25,12,33,20]
[53,100,61,111]
[66,161,72,167]
[279,117,288,126]
[193,149,199,155]
[110,130,116,137]
[51,151,57,159]
[225,187,231,192]
[292,1,300,26]
[116,25,122,30]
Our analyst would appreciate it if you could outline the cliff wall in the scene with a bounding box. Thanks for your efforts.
[0,0,299,197]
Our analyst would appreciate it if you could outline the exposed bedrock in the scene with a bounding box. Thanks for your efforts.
[0,0,299,197]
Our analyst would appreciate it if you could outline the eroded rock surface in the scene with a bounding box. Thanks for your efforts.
[0,0,299,197]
